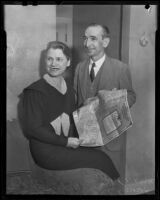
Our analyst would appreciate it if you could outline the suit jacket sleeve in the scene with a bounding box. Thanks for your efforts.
[73,63,80,104]
[119,64,136,108]
[22,90,68,146]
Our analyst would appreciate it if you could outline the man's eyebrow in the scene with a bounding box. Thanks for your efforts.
[82,36,97,39]
[90,36,97,38]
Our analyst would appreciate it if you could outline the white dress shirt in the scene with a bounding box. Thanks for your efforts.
[89,54,106,77]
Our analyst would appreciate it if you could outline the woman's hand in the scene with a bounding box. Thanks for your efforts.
[67,137,80,149]
[83,97,98,106]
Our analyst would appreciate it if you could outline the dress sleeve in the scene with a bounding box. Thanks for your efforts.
[22,90,68,146]
[119,64,136,108]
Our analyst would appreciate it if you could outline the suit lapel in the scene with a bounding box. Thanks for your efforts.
[98,56,113,90]
[79,59,90,100]
[79,55,112,100]
[93,55,111,90]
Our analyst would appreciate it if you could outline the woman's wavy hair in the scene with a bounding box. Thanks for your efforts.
[45,41,71,62]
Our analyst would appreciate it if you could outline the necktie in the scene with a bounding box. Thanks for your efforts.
[90,62,95,82]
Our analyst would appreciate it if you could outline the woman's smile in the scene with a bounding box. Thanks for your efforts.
[50,67,59,71]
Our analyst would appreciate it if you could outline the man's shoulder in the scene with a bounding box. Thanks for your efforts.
[74,59,89,75]
[106,56,128,69]
[77,58,89,68]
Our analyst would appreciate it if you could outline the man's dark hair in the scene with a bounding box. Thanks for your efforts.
[86,23,110,38]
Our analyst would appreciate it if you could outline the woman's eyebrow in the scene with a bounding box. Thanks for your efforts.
[47,56,53,59]
[56,57,64,59]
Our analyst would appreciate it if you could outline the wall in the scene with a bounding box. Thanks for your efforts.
[6,5,56,172]
[125,5,156,188]
[56,5,73,47]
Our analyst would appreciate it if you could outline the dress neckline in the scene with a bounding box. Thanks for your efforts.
[43,74,67,95]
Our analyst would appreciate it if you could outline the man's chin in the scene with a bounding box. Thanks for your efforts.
[87,52,94,57]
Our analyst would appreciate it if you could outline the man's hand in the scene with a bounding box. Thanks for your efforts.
[67,137,80,149]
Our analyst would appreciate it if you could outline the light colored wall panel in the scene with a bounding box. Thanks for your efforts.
[126,5,156,187]
[6,5,56,172]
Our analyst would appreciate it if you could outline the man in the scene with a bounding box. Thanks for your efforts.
[74,23,136,185]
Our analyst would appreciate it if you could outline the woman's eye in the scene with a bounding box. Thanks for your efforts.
[47,57,52,62]
[56,58,63,62]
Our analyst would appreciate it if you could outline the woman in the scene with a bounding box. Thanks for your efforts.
[20,41,119,181]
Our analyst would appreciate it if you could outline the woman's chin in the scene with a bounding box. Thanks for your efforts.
[48,72,60,77]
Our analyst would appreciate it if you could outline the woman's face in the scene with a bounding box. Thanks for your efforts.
[45,48,70,77]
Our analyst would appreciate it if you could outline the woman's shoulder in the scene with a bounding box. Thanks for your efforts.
[23,78,50,97]
[25,78,45,90]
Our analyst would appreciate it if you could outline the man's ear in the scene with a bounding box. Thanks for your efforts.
[67,59,71,67]
[103,37,110,48]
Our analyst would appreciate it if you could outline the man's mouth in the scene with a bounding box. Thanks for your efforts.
[87,48,94,52]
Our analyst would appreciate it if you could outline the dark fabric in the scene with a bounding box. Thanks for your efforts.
[74,55,136,153]
[20,78,76,146]
[29,139,119,180]
[74,55,136,108]
[20,77,119,180]
[90,63,95,82]
[74,55,136,177]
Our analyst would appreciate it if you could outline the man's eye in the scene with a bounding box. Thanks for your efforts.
[83,36,87,41]
[83,36,97,42]
[90,37,97,41]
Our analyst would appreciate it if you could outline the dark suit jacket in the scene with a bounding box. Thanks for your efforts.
[74,55,136,153]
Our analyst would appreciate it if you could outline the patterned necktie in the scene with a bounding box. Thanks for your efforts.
[90,62,96,82]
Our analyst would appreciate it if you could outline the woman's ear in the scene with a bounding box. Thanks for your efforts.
[103,37,110,48]
[67,59,71,67]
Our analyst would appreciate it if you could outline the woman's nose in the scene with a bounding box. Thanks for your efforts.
[50,59,56,66]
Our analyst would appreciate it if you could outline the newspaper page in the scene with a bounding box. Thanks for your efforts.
[73,89,133,147]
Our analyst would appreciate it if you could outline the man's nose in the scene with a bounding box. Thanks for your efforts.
[85,38,91,47]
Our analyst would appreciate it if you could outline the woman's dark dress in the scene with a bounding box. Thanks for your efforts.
[21,78,119,180]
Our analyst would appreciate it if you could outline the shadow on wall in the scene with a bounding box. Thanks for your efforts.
[72,46,88,71]
[17,94,28,140]
[39,50,47,78]
[72,46,80,69]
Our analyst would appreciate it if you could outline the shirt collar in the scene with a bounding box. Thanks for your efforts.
[90,54,106,68]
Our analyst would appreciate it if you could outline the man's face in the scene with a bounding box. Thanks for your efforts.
[45,48,70,77]
[83,26,109,61]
